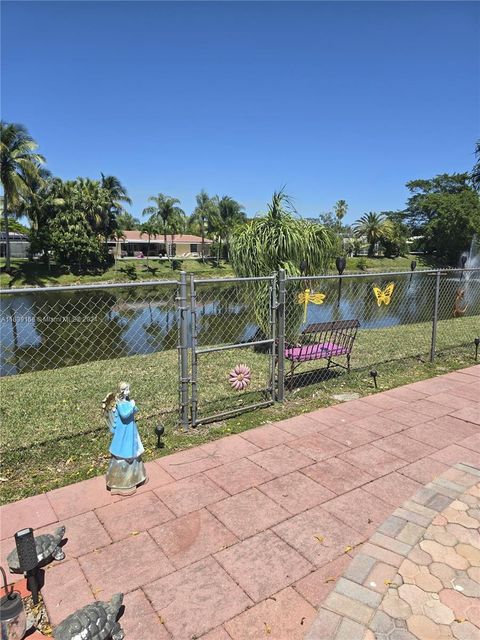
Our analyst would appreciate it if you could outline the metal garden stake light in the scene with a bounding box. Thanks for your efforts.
[408,259,417,288]
[475,337,480,362]
[335,256,346,307]
[369,369,378,389]
[460,254,468,281]
[14,529,39,605]
[155,424,165,449]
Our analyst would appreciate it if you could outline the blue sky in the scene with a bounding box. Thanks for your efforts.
[2,1,479,224]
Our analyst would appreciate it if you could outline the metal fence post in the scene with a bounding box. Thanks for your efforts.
[430,270,441,362]
[277,269,286,401]
[177,272,190,429]
[189,274,198,427]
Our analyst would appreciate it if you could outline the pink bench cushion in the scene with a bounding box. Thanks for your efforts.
[285,341,349,362]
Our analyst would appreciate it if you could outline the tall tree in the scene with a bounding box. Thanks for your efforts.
[215,195,246,259]
[18,173,63,267]
[404,173,480,264]
[116,211,141,230]
[140,220,160,262]
[143,193,185,257]
[189,190,218,258]
[0,122,46,270]
[230,190,333,277]
[353,212,391,257]
[100,174,132,244]
[333,199,348,225]
[230,190,334,338]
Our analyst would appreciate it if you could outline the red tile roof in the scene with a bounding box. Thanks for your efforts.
[115,231,213,244]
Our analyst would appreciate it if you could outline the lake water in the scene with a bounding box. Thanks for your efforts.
[1,270,479,376]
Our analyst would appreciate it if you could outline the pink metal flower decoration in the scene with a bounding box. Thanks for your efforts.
[228,364,251,391]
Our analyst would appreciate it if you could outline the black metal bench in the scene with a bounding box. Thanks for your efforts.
[284,319,360,378]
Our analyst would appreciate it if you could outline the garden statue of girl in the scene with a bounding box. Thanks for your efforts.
[102,382,148,496]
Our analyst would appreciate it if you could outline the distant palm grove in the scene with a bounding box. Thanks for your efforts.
[1,121,479,275]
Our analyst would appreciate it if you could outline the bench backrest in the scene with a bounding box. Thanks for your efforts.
[300,319,360,355]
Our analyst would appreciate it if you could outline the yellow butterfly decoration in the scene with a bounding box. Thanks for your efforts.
[373,282,395,306]
[297,288,326,322]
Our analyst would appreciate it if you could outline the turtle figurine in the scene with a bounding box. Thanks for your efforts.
[7,525,66,573]
[54,593,125,640]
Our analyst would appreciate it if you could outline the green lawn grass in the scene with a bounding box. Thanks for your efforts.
[0,258,235,288]
[1,314,478,504]
[343,255,431,273]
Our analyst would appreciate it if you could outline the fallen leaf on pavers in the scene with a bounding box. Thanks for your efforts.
[92,588,103,597]
[158,615,166,624]
[314,534,325,544]
[267,596,277,602]
[454,618,465,623]
[344,546,353,553]
[130,531,140,536]
[264,622,271,635]
[384,580,392,586]
[324,577,336,583]
[300,617,306,625]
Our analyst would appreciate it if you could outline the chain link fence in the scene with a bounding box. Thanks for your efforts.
[188,275,276,426]
[279,268,480,393]
[0,280,181,462]
[1,268,479,447]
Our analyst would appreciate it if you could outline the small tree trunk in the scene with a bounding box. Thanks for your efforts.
[3,192,11,271]
[147,237,151,263]
[164,232,168,258]
[201,218,205,260]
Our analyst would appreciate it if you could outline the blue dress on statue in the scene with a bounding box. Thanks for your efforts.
[109,400,144,460]
[106,399,147,494]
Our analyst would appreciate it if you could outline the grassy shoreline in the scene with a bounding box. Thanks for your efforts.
[0,255,431,289]
[1,314,477,505]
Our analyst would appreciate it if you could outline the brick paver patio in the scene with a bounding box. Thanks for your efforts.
[0,365,479,639]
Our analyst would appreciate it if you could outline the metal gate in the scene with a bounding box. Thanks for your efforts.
[185,274,278,427]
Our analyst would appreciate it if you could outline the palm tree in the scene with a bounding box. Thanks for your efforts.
[100,174,132,211]
[215,196,246,260]
[189,190,218,258]
[353,212,391,257]
[100,174,132,245]
[112,228,126,268]
[140,220,160,262]
[143,193,185,257]
[0,122,46,270]
[230,190,334,337]
[333,199,348,225]
[230,190,333,276]
[72,178,110,233]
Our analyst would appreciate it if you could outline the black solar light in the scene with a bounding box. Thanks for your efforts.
[408,259,417,289]
[475,338,480,361]
[155,424,165,449]
[300,260,308,276]
[369,369,378,389]
[335,256,347,307]
[14,528,39,605]
[460,254,468,281]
